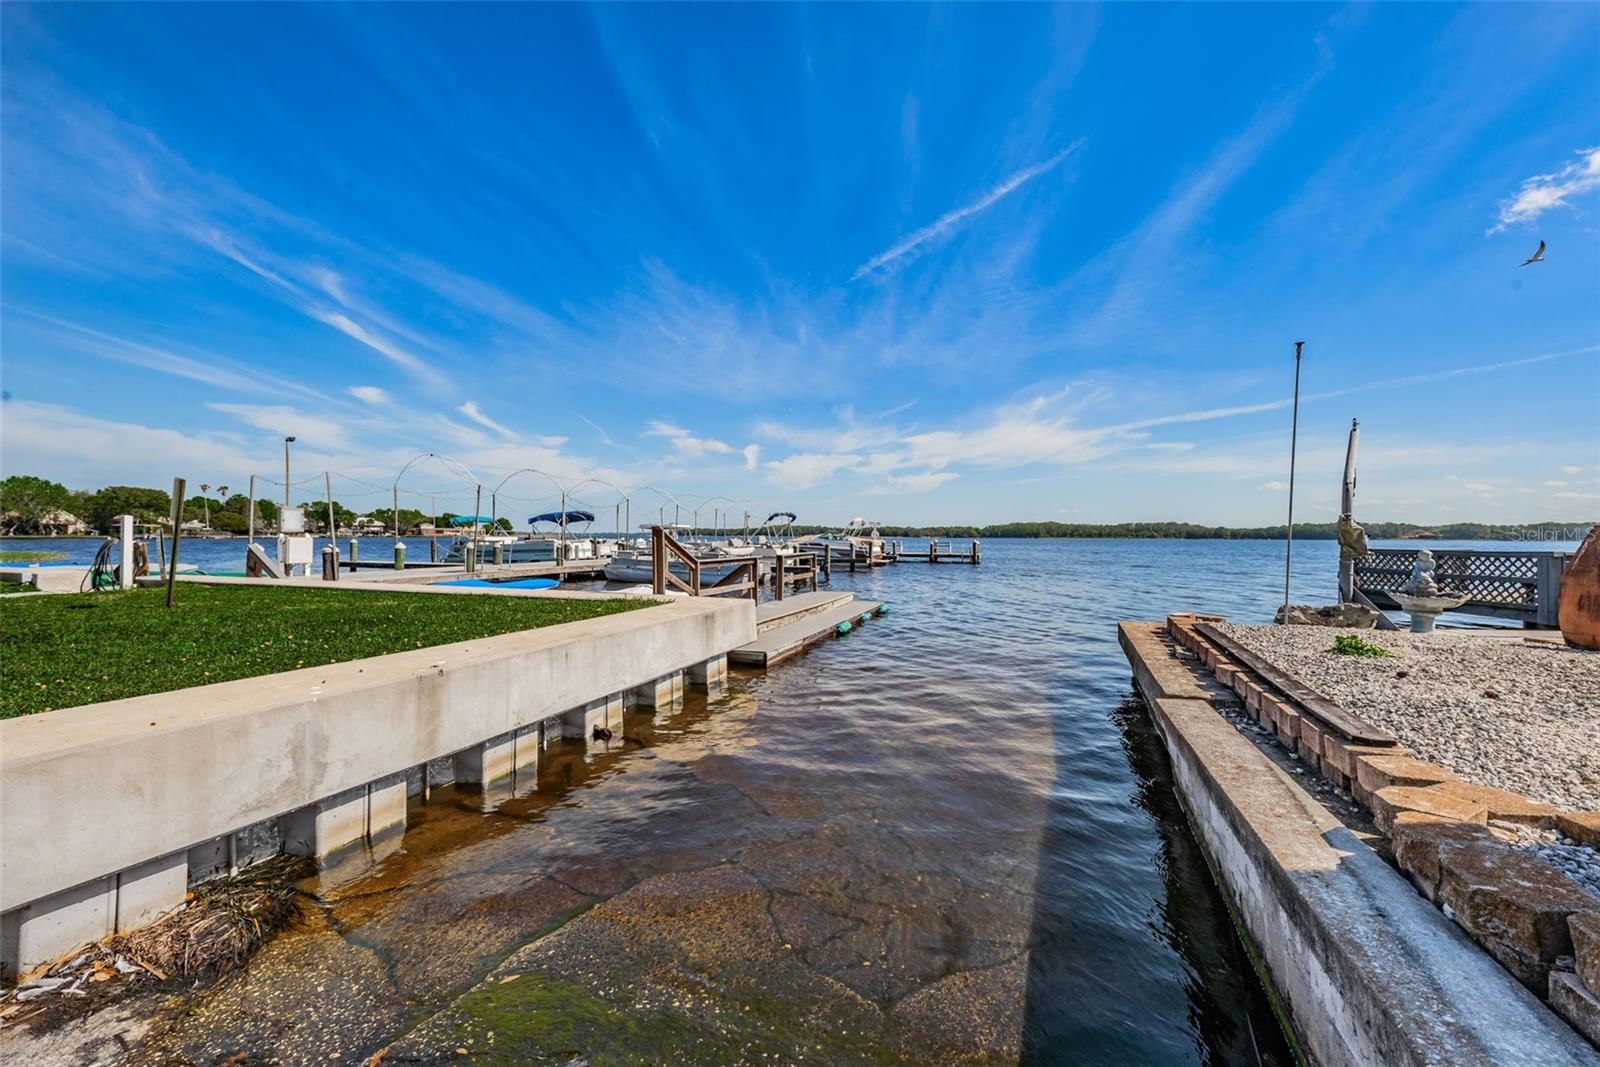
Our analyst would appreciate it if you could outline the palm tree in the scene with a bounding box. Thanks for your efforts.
[199,483,211,530]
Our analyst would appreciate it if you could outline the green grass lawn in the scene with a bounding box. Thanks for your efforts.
[1,584,654,718]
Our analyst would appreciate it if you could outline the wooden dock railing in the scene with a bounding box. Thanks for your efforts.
[771,551,820,601]
[651,526,758,600]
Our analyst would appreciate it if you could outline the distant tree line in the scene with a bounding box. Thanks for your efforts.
[3,474,1590,540]
[784,519,1596,540]
[0,475,524,536]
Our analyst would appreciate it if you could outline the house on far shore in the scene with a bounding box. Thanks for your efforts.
[352,516,386,535]
[1400,529,1443,540]
[0,508,90,536]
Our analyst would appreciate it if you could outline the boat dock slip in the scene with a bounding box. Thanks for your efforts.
[886,539,982,564]
[731,590,885,668]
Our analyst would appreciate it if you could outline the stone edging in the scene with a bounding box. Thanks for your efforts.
[1166,612,1600,1048]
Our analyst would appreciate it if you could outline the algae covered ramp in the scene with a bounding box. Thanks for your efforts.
[0,584,650,717]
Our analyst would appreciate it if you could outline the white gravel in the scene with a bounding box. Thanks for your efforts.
[1212,624,1600,812]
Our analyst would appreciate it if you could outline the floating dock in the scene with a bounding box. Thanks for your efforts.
[730,590,884,668]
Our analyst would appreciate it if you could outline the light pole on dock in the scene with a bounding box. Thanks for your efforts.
[1283,342,1303,615]
[283,436,296,526]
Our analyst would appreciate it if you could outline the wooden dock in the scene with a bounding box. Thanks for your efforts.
[730,590,885,668]
[892,539,981,564]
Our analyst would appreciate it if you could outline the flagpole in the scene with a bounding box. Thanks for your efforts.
[1284,341,1304,615]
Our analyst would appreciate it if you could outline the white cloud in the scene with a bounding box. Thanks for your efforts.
[3,400,271,488]
[644,420,735,458]
[764,453,862,490]
[14,308,329,403]
[865,472,960,495]
[206,403,350,449]
[1463,482,1494,493]
[309,310,445,388]
[852,140,1085,280]
[1258,480,1289,491]
[1543,480,1566,489]
[1492,147,1600,231]
[458,400,515,438]
[741,443,761,470]
[1561,465,1585,475]
[348,385,390,405]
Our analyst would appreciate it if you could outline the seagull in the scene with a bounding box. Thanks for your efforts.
[1521,240,1546,266]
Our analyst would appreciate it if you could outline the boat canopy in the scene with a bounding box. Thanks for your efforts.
[448,515,494,526]
[764,512,797,524]
[529,510,595,525]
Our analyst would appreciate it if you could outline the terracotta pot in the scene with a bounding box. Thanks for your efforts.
[1560,524,1600,649]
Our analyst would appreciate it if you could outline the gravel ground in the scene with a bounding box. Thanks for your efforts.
[1213,624,1600,812]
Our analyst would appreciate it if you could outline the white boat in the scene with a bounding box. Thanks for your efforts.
[794,516,890,564]
[445,510,615,564]
[603,524,755,584]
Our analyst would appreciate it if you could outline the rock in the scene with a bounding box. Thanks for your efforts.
[1428,781,1560,829]
[1572,911,1600,996]
[1436,834,1595,989]
[1548,972,1600,1047]
[1390,812,1497,902]
[1558,812,1600,850]
[1371,784,1488,835]
[1274,603,1379,628]
[1355,753,1458,795]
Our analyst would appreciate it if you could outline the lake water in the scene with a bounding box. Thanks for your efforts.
[3,536,1578,1063]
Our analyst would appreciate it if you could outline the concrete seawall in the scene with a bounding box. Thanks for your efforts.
[1119,621,1598,1066]
[1,596,753,978]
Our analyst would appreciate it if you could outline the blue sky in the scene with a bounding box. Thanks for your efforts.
[2,2,1597,526]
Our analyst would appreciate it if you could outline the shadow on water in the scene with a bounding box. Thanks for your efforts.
[1020,691,1296,1066]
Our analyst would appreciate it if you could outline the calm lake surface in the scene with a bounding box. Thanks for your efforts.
[3,537,1578,1064]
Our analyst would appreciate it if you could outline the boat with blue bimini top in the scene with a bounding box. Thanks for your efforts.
[443,511,616,565]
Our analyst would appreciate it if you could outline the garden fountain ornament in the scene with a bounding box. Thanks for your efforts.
[1389,550,1468,633]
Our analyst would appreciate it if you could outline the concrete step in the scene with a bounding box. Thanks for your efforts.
[733,599,884,668]
[755,590,855,634]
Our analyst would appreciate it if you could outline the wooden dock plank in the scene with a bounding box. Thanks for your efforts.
[1193,621,1396,746]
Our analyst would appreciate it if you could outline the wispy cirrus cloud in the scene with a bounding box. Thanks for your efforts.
[851,140,1085,281]
[7,308,333,404]
[207,402,352,449]
[644,420,735,458]
[1491,146,1600,231]
[457,400,516,439]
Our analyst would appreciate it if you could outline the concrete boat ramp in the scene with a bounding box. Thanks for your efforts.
[730,590,885,668]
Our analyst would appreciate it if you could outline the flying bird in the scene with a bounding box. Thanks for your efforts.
[1521,240,1546,266]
